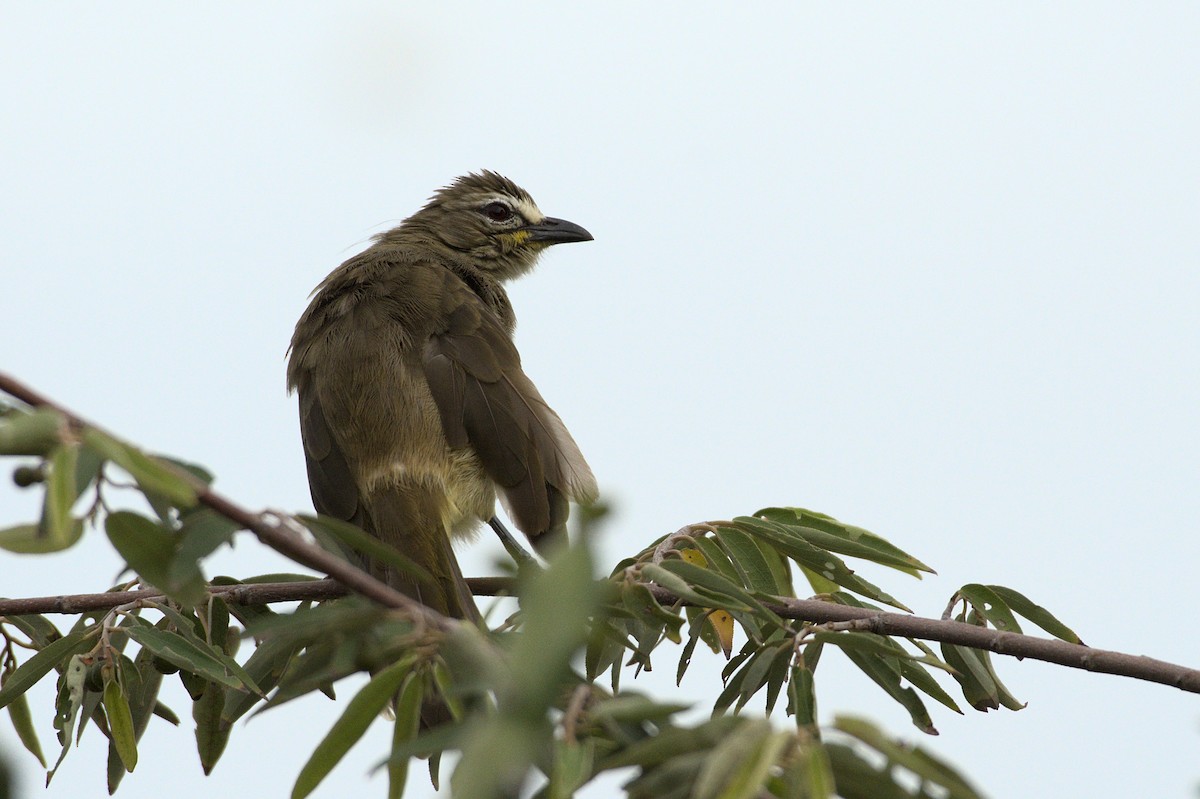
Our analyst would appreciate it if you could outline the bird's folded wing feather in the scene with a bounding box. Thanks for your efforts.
[297,379,365,527]
[422,276,597,542]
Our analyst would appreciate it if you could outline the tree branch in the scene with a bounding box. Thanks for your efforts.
[2,578,1197,695]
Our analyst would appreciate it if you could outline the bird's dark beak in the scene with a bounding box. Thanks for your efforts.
[522,217,593,244]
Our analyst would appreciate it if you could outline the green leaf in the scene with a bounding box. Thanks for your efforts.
[795,742,836,799]
[148,603,262,697]
[549,738,594,799]
[220,635,305,725]
[896,656,962,715]
[589,695,691,724]
[0,407,64,455]
[711,526,788,595]
[291,658,414,799]
[6,686,47,767]
[653,559,763,614]
[43,443,80,547]
[690,536,744,585]
[833,715,986,798]
[387,672,423,799]
[787,663,818,730]
[639,564,714,608]
[757,507,934,575]
[124,624,246,691]
[2,613,61,649]
[939,642,999,711]
[46,653,89,786]
[0,627,96,711]
[298,513,433,585]
[103,677,138,771]
[173,510,240,582]
[729,517,912,611]
[839,646,937,735]
[0,521,79,554]
[987,585,1082,643]
[82,429,198,508]
[105,511,207,605]
[692,719,789,799]
[108,645,166,793]
[956,584,1022,633]
[193,675,227,774]
[598,716,742,771]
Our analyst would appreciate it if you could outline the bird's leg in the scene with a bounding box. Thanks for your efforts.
[488,516,537,565]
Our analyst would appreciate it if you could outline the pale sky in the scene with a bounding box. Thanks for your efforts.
[2,4,1198,797]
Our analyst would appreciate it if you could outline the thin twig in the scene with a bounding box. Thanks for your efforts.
[0,578,512,617]
[3,577,1197,696]
[645,585,1200,695]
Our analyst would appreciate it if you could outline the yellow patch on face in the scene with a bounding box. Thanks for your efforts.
[501,229,548,251]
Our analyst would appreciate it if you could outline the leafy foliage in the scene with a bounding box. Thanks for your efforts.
[0,400,1093,798]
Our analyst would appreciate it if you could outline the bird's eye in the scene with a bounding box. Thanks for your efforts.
[480,202,514,223]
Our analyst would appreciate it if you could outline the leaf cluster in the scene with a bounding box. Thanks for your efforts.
[0,402,1087,798]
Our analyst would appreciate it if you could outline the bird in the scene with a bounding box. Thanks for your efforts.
[286,171,598,622]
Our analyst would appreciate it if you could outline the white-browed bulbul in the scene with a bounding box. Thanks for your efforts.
[287,172,597,622]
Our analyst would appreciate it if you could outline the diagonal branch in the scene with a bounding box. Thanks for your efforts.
[0,372,451,629]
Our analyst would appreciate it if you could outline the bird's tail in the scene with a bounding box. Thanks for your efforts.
[363,485,481,623]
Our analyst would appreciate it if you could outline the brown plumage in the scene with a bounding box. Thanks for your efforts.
[287,172,597,622]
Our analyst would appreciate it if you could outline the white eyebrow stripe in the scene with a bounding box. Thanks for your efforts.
[514,197,544,224]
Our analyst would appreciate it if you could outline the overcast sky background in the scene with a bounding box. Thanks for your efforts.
[2,4,1198,797]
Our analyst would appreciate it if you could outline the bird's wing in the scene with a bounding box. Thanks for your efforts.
[422,275,597,550]
[295,373,366,527]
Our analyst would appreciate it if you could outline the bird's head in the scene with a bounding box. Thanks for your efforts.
[387,171,593,280]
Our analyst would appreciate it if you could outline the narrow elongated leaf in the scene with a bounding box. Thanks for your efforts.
[729,518,911,611]
[148,603,263,698]
[104,678,138,771]
[43,443,80,547]
[193,677,227,774]
[956,584,1022,633]
[0,522,80,554]
[796,743,835,798]
[756,507,934,574]
[299,514,433,584]
[834,715,986,798]
[639,564,714,608]
[2,613,60,649]
[82,429,197,508]
[654,559,764,614]
[108,645,166,793]
[387,672,423,799]
[987,585,1082,643]
[712,526,785,595]
[0,627,96,711]
[896,658,962,715]
[840,647,937,735]
[690,536,743,585]
[693,719,788,799]
[0,407,63,455]
[548,738,594,799]
[940,643,999,711]
[787,664,817,729]
[6,687,47,766]
[292,658,414,799]
[124,625,243,691]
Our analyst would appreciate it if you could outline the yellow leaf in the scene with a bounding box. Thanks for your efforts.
[708,610,734,658]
